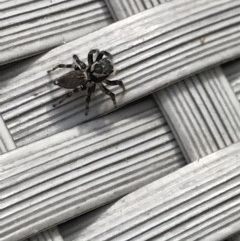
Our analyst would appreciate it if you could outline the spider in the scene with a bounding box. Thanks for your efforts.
[47,49,125,115]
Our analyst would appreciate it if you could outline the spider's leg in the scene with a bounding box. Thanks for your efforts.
[99,83,116,107]
[73,54,87,70]
[81,85,87,90]
[95,51,113,61]
[48,64,73,73]
[88,49,100,65]
[98,51,113,61]
[73,87,81,93]
[52,91,73,107]
[85,84,96,115]
[103,79,125,91]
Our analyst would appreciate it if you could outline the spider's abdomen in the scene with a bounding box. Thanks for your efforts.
[54,70,87,89]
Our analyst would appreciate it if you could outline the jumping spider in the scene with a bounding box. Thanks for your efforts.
[48,49,125,115]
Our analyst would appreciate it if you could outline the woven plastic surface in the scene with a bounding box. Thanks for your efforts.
[1,1,240,241]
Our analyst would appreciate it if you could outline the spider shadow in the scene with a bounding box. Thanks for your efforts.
[55,92,123,131]
[46,72,126,127]
[72,95,150,146]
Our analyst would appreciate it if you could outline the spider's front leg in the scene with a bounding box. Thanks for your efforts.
[99,83,117,107]
[88,49,100,65]
[88,49,113,65]
[48,54,86,73]
[97,50,113,61]
[73,54,87,70]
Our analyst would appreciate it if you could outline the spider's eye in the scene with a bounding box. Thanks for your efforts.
[94,64,103,73]
[103,64,113,74]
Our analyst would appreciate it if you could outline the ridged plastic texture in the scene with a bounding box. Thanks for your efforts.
[0,0,112,65]
[1,98,185,241]
[1,0,240,147]
[29,228,64,241]
[104,0,164,20]
[59,142,240,241]
[0,115,16,154]
[57,62,240,241]
[154,67,240,162]
[0,103,63,241]
[228,233,240,241]
[223,59,240,101]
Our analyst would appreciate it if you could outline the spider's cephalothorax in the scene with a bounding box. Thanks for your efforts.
[48,49,125,115]
[89,52,115,81]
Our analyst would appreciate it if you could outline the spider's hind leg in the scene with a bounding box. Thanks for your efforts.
[104,79,125,91]
[52,88,79,107]
[53,91,73,107]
